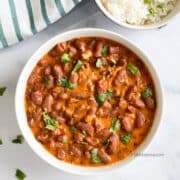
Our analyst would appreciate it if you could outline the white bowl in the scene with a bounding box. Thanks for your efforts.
[15,28,163,175]
[95,0,180,30]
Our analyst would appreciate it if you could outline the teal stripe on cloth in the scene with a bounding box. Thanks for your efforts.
[72,0,79,5]
[8,0,23,41]
[25,0,37,34]
[0,21,8,48]
[40,0,51,25]
[55,0,66,17]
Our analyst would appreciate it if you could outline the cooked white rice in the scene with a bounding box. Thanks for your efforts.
[101,0,177,25]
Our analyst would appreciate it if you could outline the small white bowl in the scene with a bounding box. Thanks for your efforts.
[95,0,180,30]
[15,28,163,175]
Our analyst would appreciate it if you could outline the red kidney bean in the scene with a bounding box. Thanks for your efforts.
[87,106,97,115]
[98,148,111,163]
[68,46,77,57]
[145,97,155,109]
[136,111,146,128]
[114,69,127,86]
[57,42,67,52]
[28,118,35,127]
[71,93,89,100]
[59,92,69,100]
[76,122,94,137]
[31,90,43,105]
[70,73,79,84]
[109,46,120,54]
[49,42,67,57]
[119,98,128,110]
[108,134,119,154]
[102,101,112,109]
[130,98,145,109]
[36,130,49,143]
[52,128,63,136]
[94,120,104,133]
[53,64,63,79]
[43,94,54,112]
[122,116,133,132]
[97,79,108,93]
[49,139,56,148]
[58,135,68,143]
[53,102,62,111]
[85,151,91,159]
[28,74,37,85]
[73,132,85,144]
[88,40,96,49]
[97,108,111,118]
[51,111,65,123]
[118,56,127,66]
[94,41,103,57]
[85,137,100,146]
[97,128,111,138]
[127,105,136,113]
[69,145,82,157]
[57,148,66,160]
[82,50,92,60]
[44,65,52,75]
[74,39,86,51]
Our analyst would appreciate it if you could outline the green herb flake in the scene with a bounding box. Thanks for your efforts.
[158,24,167,29]
[96,89,113,104]
[44,77,51,87]
[81,141,88,145]
[69,125,77,133]
[61,136,68,143]
[91,148,101,163]
[102,45,109,56]
[0,87,6,96]
[148,8,156,16]
[12,135,24,144]
[127,63,139,75]
[141,87,153,99]
[15,169,26,180]
[110,59,117,65]
[71,60,83,75]
[58,77,76,89]
[96,59,103,68]
[102,139,109,147]
[82,130,87,135]
[109,118,121,134]
[120,134,131,145]
[157,3,165,10]
[61,53,71,63]
[42,111,58,131]
[0,139,3,145]
[144,0,151,4]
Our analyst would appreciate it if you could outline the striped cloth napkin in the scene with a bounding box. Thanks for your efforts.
[0,0,81,49]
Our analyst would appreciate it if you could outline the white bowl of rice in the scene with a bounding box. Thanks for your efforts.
[95,0,180,30]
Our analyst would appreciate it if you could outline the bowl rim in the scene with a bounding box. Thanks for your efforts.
[95,0,180,30]
[15,28,164,175]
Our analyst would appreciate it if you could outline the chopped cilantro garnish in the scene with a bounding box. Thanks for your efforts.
[12,135,24,144]
[58,77,76,89]
[96,89,113,104]
[91,148,101,163]
[109,118,121,134]
[0,87,6,96]
[42,111,58,131]
[15,169,26,180]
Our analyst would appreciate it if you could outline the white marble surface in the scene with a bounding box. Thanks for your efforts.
[0,0,180,179]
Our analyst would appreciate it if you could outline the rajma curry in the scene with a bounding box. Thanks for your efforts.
[25,37,156,166]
